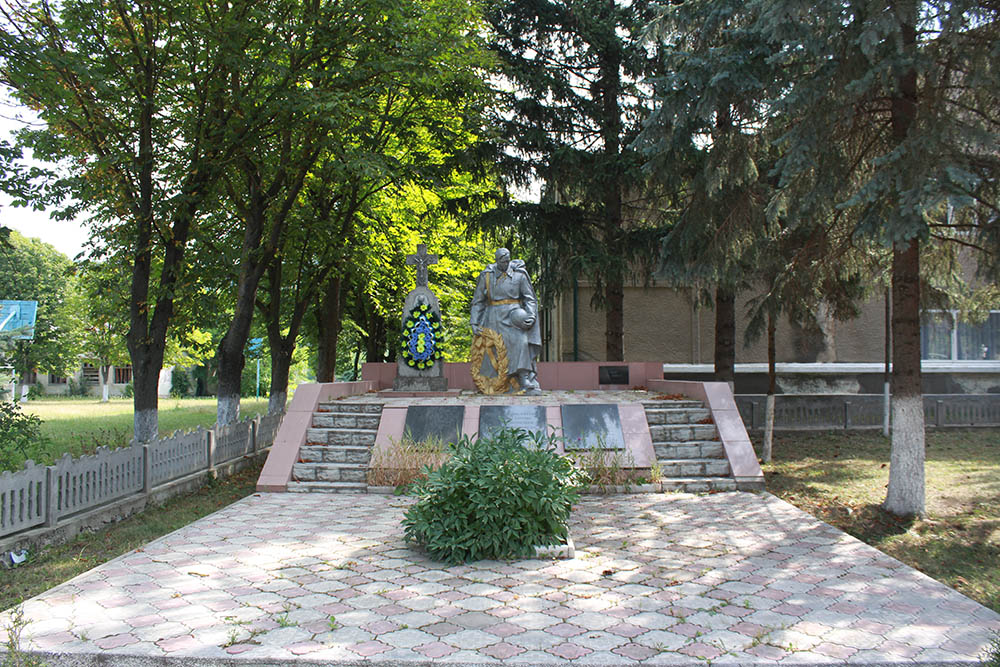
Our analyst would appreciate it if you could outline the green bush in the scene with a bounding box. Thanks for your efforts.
[0,400,48,472]
[170,368,193,398]
[402,428,584,564]
[66,377,89,397]
[983,633,1000,667]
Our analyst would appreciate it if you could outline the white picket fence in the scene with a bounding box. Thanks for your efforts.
[0,412,283,540]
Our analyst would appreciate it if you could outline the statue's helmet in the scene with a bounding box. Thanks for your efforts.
[510,307,532,330]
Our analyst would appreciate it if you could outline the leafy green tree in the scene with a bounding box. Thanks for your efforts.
[482,0,667,361]
[0,0,265,441]
[74,260,130,401]
[206,0,492,421]
[0,231,81,395]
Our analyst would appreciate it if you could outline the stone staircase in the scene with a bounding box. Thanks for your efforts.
[642,400,736,493]
[288,403,383,493]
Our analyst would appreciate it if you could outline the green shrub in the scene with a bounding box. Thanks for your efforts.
[26,383,44,400]
[66,377,89,397]
[170,368,193,398]
[120,381,134,398]
[402,428,584,564]
[983,633,1000,667]
[0,400,48,472]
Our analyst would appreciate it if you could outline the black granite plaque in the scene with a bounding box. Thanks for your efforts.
[478,405,547,440]
[598,365,630,385]
[403,405,465,445]
[560,404,625,450]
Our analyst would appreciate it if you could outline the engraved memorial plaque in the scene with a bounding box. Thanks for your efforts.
[478,405,547,440]
[598,365,629,385]
[561,404,625,450]
[402,405,465,444]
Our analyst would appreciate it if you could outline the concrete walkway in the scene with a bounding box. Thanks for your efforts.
[2,492,998,665]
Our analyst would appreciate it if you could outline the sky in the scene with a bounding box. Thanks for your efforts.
[0,103,90,260]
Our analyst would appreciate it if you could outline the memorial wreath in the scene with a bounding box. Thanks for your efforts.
[399,303,444,370]
[469,328,520,394]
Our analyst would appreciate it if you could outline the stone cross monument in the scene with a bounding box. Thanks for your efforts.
[394,244,449,392]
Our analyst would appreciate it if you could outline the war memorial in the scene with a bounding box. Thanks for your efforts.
[2,246,999,666]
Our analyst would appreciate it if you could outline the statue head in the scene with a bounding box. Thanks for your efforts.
[494,247,510,272]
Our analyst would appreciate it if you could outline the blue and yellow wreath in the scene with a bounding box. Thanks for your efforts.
[399,302,444,369]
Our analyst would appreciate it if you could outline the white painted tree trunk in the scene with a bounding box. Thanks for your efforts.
[217,393,240,425]
[134,408,158,444]
[100,365,111,402]
[762,393,774,463]
[882,381,890,437]
[883,394,925,517]
[268,390,286,415]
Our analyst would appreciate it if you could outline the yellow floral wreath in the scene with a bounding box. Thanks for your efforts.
[469,328,521,395]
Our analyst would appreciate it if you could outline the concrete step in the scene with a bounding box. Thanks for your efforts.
[292,462,367,483]
[643,407,712,425]
[648,424,718,442]
[653,441,725,460]
[312,412,381,429]
[316,402,382,414]
[305,427,377,446]
[660,477,737,493]
[641,400,704,409]
[656,458,731,477]
[298,445,371,464]
[287,481,368,493]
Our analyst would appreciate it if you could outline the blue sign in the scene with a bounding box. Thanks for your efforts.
[247,337,264,357]
[0,301,38,340]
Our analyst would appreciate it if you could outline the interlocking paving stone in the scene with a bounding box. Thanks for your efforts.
[3,491,1000,666]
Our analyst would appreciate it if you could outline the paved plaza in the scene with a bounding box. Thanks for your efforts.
[3,491,999,665]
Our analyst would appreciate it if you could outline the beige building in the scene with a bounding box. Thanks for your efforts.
[542,282,1000,394]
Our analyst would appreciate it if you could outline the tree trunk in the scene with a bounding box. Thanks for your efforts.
[763,310,776,463]
[315,275,342,383]
[882,1,924,518]
[714,286,736,386]
[268,348,291,414]
[216,170,272,425]
[100,364,110,402]
[131,355,161,442]
[598,11,625,363]
[884,238,925,517]
[605,274,625,362]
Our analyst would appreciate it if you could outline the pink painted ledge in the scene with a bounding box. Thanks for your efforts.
[256,381,375,492]
[362,361,665,391]
[648,379,764,491]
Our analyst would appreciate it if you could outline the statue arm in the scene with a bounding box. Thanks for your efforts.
[519,271,538,323]
[470,271,487,332]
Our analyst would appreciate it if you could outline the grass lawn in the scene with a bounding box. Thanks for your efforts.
[760,428,1000,614]
[1,461,263,612]
[12,397,270,466]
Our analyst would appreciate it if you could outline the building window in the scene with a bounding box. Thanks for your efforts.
[25,370,37,384]
[921,311,1000,361]
[49,374,67,384]
[81,363,100,385]
[114,365,132,384]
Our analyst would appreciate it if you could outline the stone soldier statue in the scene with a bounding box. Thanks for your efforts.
[470,248,541,395]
